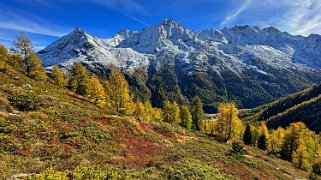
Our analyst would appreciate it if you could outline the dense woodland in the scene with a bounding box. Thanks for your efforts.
[240,82,321,132]
[1,33,321,179]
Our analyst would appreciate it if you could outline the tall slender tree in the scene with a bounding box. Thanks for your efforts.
[269,127,285,154]
[260,122,269,139]
[216,102,243,142]
[258,134,268,150]
[134,100,145,121]
[180,105,192,129]
[88,76,107,107]
[258,122,269,150]
[11,33,47,80]
[51,65,67,86]
[281,122,308,161]
[191,96,204,132]
[106,68,133,114]
[68,62,90,95]
[163,100,180,124]
[143,101,153,121]
[243,124,253,145]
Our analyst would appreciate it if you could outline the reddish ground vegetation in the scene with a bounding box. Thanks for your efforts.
[108,133,167,168]
[138,122,176,140]
[106,120,168,168]
[93,117,110,125]
[51,138,76,151]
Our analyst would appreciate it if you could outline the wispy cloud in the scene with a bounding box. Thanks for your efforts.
[87,0,150,26]
[0,6,70,37]
[221,0,253,26]
[0,32,14,42]
[220,0,321,36]
[278,0,321,36]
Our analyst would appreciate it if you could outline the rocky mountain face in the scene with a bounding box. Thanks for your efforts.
[38,19,321,112]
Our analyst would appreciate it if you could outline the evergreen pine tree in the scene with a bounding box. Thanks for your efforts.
[243,124,253,145]
[180,105,192,129]
[191,96,204,132]
[258,134,268,150]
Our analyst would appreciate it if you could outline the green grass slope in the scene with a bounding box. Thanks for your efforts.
[240,83,321,132]
[0,69,308,179]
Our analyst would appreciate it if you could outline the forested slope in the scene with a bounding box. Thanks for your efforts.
[240,83,321,132]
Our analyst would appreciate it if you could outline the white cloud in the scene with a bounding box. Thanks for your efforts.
[89,0,147,15]
[220,0,321,36]
[221,0,253,26]
[278,0,321,36]
[0,7,71,37]
[88,0,150,26]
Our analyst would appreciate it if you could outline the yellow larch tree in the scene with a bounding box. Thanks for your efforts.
[143,101,153,121]
[51,65,67,87]
[216,102,244,142]
[163,100,180,124]
[88,75,107,107]
[0,45,9,71]
[68,62,90,95]
[269,127,285,154]
[134,100,145,121]
[106,68,133,114]
[11,33,47,80]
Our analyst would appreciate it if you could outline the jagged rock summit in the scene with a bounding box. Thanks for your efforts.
[38,19,321,111]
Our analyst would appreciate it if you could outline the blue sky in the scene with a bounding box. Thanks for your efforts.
[1,0,321,50]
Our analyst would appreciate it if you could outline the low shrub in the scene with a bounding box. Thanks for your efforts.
[8,91,42,111]
[229,142,246,156]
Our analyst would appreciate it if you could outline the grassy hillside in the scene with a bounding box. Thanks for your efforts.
[0,69,309,179]
[240,83,321,132]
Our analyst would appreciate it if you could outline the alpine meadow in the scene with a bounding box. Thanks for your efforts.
[1,0,321,179]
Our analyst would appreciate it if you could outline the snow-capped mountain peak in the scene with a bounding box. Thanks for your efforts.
[38,19,321,109]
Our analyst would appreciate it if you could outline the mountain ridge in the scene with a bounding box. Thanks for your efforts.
[38,19,321,111]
